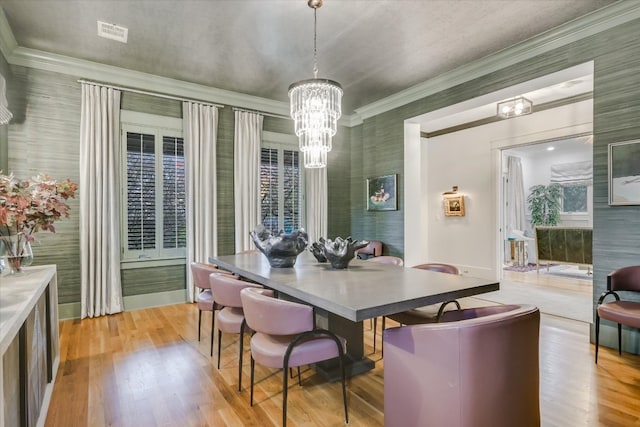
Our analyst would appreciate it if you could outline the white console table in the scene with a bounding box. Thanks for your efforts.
[0,266,59,427]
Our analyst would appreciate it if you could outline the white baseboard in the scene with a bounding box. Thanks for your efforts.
[58,289,188,320]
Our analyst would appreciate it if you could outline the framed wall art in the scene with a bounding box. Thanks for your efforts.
[609,139,640,205]
[444,195,465,216]
[367,174,397,211]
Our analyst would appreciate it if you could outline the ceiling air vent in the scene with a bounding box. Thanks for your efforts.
[97,21,128,43]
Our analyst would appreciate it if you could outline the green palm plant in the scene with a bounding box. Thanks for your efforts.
[527,183,562,227]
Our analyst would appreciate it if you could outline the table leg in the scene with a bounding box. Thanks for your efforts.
[312,312,375,381]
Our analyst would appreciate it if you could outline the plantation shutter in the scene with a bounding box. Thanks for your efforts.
[260,148,279,232]
[162,136,186,249]
[126,132,156,251]
[283,150,300,232]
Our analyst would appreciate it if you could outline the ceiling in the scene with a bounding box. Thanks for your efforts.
[506,135,593,158]
[0,0,617,116]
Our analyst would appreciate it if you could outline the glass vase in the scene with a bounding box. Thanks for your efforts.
[0,233,34,274]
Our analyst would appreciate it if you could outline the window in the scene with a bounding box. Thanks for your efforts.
[260,140,303,233]
[121,111,186,261]
[561,185,588,213]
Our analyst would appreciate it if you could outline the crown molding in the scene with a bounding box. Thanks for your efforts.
[1,2,637,126]
[353,1,640,121]
[3,43,357,125]
[0,8,17,61]
[7,46,293,116]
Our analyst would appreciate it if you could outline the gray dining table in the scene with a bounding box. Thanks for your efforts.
[209,252,499,378]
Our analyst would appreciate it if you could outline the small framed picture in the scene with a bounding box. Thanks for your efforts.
[444,195,465,216]
[609,139,640,205]
[367,174,397,211]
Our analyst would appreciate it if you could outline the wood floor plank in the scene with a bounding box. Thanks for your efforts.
[45,296,640,426]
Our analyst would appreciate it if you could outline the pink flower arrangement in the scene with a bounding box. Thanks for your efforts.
[1,172,78,243]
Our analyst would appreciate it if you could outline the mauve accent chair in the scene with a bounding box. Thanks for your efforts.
[356,240,383,259]
[240,287,349,427]
[190,262,234,356]
[595,265,640,363]
[383,304,541,427]
[209,273,263,391]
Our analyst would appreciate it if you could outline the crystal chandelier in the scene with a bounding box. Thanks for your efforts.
[289,0,343,169]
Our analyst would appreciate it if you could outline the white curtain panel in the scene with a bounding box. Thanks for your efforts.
[183,102,218,302]
[305,167,328,243]
[506,155,526,235]
[79,83,124,319]
[233,111,263,252]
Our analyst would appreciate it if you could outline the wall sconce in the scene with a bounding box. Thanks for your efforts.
[442,185,459,195]
[497,96,533,119]
[442,186,465,216]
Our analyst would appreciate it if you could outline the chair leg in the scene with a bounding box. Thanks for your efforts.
[618,323,622,356]
[238,323,245,392]
[250,357,255,406]
[210,311,215,357]
[373,317,377,353]
[338,341,349,424]
[198,310,202,341]
[381,316,386,358]
[217,329,223,369]
[283,363,290,427]
[297,366,302,386]
[595,314,600,364]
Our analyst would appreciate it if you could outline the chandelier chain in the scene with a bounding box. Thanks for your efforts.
[313,7,318,78]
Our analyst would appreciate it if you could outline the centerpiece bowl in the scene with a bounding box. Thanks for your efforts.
[315,236,368,269]
[250,226,308,268]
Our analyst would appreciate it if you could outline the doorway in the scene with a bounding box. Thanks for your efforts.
[495,135,593,322]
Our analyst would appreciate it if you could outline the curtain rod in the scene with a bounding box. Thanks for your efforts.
[77,79,224,109]
[232,107,290,120]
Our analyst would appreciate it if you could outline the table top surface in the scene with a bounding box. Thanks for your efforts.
[209,253,499,322]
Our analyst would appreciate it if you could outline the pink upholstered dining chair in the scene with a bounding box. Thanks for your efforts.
[366,255,404,351]
[595,265,640,363]
[387,263,462,326]
[367,255,404,266]
[383,304,541,427]
[209,273,263,391]
[190,262,234,356]
[240,287,349,427]
[355,240,382,259]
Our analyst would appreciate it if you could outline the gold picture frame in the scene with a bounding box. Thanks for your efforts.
[444,195,465,216]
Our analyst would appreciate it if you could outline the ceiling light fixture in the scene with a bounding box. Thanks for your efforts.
[497,96,533,119]
[289,0,343,169]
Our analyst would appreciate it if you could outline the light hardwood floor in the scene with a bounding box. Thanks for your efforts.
[45,300,640,427]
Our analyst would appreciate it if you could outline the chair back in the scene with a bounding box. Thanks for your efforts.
[384,304,540,427]
[608,265,640,292]
[241,287,314,336]
[367,255,403,266]
[190,262,219,290]
[209,274,262,308]
[356,240,382,257]
[412,263,459,275]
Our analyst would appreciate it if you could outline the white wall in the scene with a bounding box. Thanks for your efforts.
[410,99,593,280]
